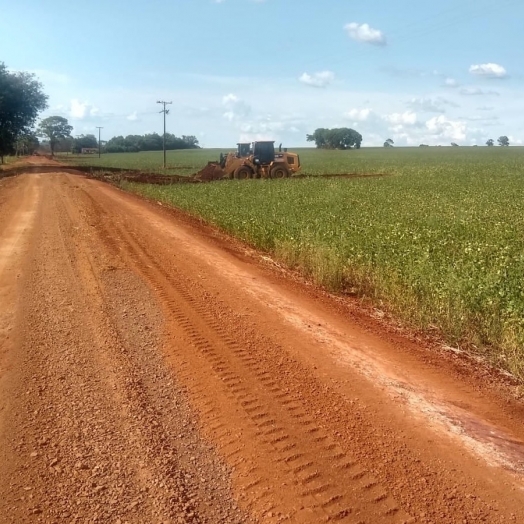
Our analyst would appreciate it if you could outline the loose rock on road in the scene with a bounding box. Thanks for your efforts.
[1,165,524,523]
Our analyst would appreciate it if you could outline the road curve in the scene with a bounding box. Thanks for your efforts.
[1,169,524,523]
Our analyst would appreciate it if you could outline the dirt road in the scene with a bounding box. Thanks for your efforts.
[1,167,524,523]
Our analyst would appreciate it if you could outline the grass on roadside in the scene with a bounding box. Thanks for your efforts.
[0,156,18,169]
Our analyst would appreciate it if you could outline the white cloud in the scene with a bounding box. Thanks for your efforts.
[469,63,507,78]
[238,116,307,143]
[69,99,99,119]
[222,93,251,121]
[443,77,459,88]
[426,115,466,141]
[299,71,335,88]
[222,93,238,105]
[384,111,418,126]
[344,23,386,46]
[345,108,372,121]
[127,111,138,121]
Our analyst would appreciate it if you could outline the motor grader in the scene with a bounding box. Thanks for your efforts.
[194,141,301,181]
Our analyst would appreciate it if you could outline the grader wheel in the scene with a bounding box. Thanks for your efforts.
[234,166,253,180]
[270,165,289,179]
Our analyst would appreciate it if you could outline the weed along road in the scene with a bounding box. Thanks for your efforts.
[2,167,524,524]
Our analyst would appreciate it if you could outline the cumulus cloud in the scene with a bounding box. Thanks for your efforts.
[384,111,418,126]
[469,63,507,78]
[298,71,335,88]
[222,93,251,121]
[339,106,480,146]
[69,99,99,119]
[443,77,459,88]
[344,23,386,46]
[345,108,372,121]
[508,136,523,146]
[238,115,307,143]
[426,115,466,141]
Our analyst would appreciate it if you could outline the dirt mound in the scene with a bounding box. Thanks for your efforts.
[193,162,225,181]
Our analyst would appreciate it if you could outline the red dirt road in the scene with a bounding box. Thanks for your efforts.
[1,166,524,523]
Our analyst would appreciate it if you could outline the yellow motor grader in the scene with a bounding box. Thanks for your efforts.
[194,141,301,181]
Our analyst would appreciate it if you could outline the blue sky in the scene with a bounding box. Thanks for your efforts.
[2,0,523,146]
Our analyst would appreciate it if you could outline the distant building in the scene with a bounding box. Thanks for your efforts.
[81,148,99,154]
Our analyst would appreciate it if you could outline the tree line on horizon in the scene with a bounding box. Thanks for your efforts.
[104,133,199,153]
[383,137,510,147]
[46,132,200,155]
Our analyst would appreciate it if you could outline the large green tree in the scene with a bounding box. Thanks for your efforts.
[306,128,362,149]
[15,132,39,156]
[37,116,73,156]
[72,134,98,153]
[498,135,510,147]
[0,62,48,163]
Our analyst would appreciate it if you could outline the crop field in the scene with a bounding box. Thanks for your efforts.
[62,150,215,176]
[61,146,520,177]
[116,147,524,378]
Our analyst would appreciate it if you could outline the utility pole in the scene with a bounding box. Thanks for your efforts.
[157,100,172,168]
[96,126,103,158]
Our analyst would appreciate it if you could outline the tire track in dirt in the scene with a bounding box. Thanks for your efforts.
[132,245,403,520]
[84,191,409,523]
[0,174,248,523]
[75,181,424,523]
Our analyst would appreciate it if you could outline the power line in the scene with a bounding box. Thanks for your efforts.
[157,100,172,169]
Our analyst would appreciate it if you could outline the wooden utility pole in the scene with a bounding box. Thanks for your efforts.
[96,127,103,158]
[156,101,172,168]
